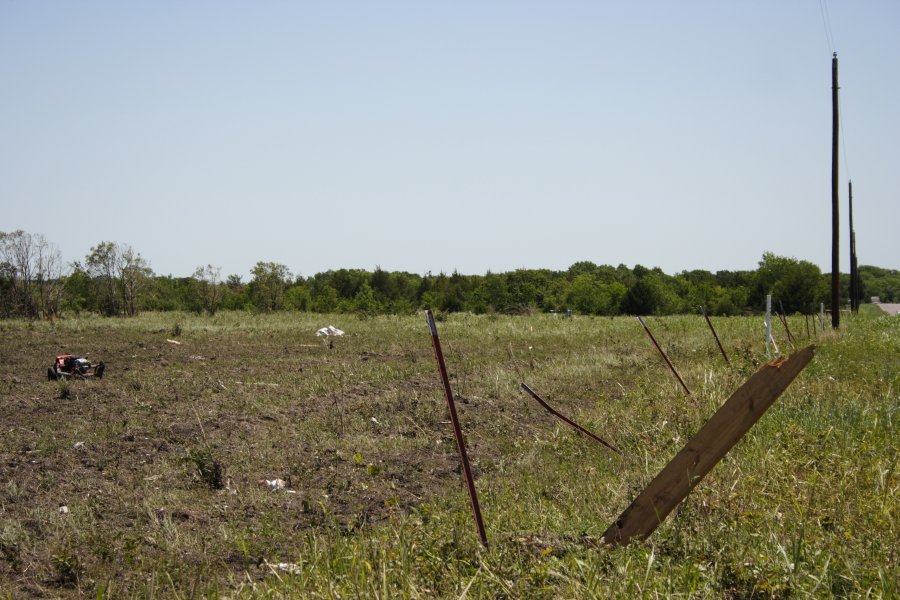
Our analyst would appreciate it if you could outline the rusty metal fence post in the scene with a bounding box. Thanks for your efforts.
[637,317,691,395]
[425,310,488,547]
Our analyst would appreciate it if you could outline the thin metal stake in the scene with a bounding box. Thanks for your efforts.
[637,317,691,395]
[778,300,796,344]
[700,306,730,366]
[520,383,621,454]
[425,310,488,547]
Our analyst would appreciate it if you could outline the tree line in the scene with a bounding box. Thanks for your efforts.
[2,230,898,319]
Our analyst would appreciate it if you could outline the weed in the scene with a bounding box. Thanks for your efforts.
[0,522,26,572]
[186,447,225,490]
[51,544,80,587]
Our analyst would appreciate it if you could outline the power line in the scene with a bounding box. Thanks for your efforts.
[818,0,836,53]
[818,0,851,179]
[840,101,851,181]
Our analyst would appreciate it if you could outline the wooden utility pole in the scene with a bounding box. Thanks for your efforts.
[831,53,840,328]
[849,180,858,312]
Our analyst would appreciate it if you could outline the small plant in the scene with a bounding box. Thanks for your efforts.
[171,322,183,337]
[51,544,80,587]
[187,447,225,490]
[57,380,71,400]
[0,522,26,572]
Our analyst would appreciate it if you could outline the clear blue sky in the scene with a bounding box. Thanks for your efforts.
[1,1,897,279]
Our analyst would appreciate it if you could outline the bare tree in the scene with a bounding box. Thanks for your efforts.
[34,235,65,317]
[0,230,66,318]
[119,245,152,317]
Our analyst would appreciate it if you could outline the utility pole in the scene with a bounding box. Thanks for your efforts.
[831,53,840,329]
[849,180,858,312]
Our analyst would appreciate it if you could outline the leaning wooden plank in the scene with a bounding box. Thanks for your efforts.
[602,345,815,546]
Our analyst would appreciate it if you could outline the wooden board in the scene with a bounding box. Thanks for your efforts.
[602,345,815,546]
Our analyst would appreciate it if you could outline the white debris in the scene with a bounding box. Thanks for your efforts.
[370,417,380,425]
[58,506,69,514]
[166,339,182,345]
[259,478,286,491]
[270,561,302,575]
[316,326,345,337]
[73,441,86,450]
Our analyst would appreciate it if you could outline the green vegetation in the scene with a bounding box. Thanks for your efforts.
[4,229,898,319]
[0,307,895,597]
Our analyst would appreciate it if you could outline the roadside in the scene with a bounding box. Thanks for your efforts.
[873,302,900,316]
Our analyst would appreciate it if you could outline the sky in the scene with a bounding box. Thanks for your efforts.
[1,1,898,279]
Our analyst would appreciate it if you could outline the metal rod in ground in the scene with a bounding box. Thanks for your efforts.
[778,300,796,344]
[805,314,811,339]
[637,316,691,395]
[520,383,621,454]
[700,305,730,365]
[424,309,488,548]
[775,312,795,351]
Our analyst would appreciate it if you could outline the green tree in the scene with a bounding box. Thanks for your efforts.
[85,241,120,315]
[753,252,822,313]
[353,282,381,315]
[249,262,291,312]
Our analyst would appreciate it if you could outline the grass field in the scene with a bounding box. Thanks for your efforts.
[0,308,896,598]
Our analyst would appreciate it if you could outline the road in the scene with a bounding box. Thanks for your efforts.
[875,303,900,316]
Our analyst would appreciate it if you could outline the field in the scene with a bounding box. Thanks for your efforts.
[0,308,896,598]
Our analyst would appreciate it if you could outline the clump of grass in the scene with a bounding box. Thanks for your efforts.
[0,522,26,573]
[186,447,225,490]
[51,544,80,588]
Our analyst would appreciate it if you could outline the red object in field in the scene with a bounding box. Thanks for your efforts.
[48,354,105,380]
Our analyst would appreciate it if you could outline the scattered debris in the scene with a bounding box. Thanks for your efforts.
[58,505,69,514]
[166,339,182,345]
[73,441,86,451]
[316,326,345,337]
[259,478,286,491]
[267,561,302,575]
[370,417,380,425]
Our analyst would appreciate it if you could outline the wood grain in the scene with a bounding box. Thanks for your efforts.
[602,345,815,546]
